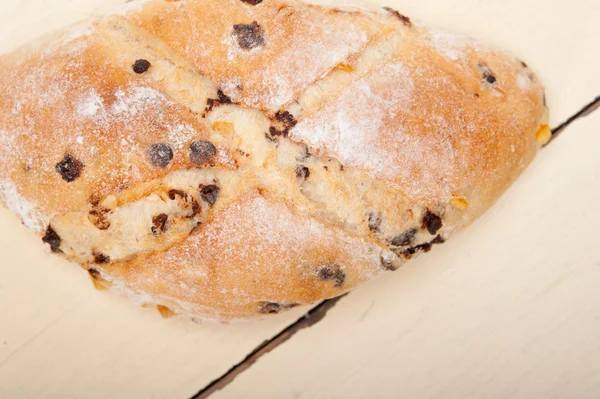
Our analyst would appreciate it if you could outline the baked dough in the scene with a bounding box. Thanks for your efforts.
[0,0,548,321]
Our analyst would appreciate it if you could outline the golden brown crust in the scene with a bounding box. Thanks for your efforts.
[0,0,548,320]
[123,0,395,111]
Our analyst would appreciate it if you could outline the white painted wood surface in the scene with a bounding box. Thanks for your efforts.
[0,0,599,398]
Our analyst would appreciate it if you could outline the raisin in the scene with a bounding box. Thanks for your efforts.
[295,165,310,180]
[391,228,417,246]
[233,21,266,50]
[190,141,216,166]
[55,154,84,182]
[259,302,281,314]
[132,59,151,74]
[317,264,346,288]
[148,143,173,168]
[199,185,220,206]
[42,226,61,253]
[422,209,442,235]
[383,7,412,27]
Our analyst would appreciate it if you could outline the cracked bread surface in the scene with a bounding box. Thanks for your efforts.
[0,0,548,321]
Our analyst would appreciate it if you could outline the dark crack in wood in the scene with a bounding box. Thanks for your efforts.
[190,295,347,399]
[547,95,600,146]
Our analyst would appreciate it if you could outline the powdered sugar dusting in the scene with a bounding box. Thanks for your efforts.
[168,123,199,149]
[291,62,414,178]
[112,86,166,116]
[77,90,104,117]
[0,180,46,231]
[517,72,532,90]
[427,28,474,61]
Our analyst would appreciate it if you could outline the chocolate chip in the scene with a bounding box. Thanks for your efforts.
[275,111,297,128]
[259,302,281,314]
[401,235,444,258]
[233,21,266,50]
[478,63,497,86]
[188,200,201,218]
[88,208,111,230]
[474,93,480,98]
[383,7,412,27]
[391,228,417,246]
[520,60,528,68]
[485,74,497,84]
[148,143,173,168]
[199,184,220,206]
[241,0,263,4]
[132,59,151,74]
[269,111,297,138]
[42,226,62,253]
[55,154,84,182]
[317,264,346,287]
[205,99,218,114]
[422,209,442,235]
[93,251,110,264]
[431,235,445,244]
[269,126,286,137]
[168,189,187,201]
[190,141,216,166]
[368,212,381,232]
[152,213,168,235]
[205,90,233,115]
[88,268,101,280]
[295,165,310,180]
[217,89,232,104]
[405,242,433,256]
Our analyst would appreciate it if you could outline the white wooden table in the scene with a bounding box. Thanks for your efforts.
[1,1,599,398]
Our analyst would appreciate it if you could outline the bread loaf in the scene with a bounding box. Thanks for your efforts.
[0,0,548,321]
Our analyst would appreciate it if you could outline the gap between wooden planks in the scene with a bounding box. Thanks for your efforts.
[188,96,600,399]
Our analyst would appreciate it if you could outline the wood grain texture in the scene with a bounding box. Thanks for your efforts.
[0,0,598,398]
